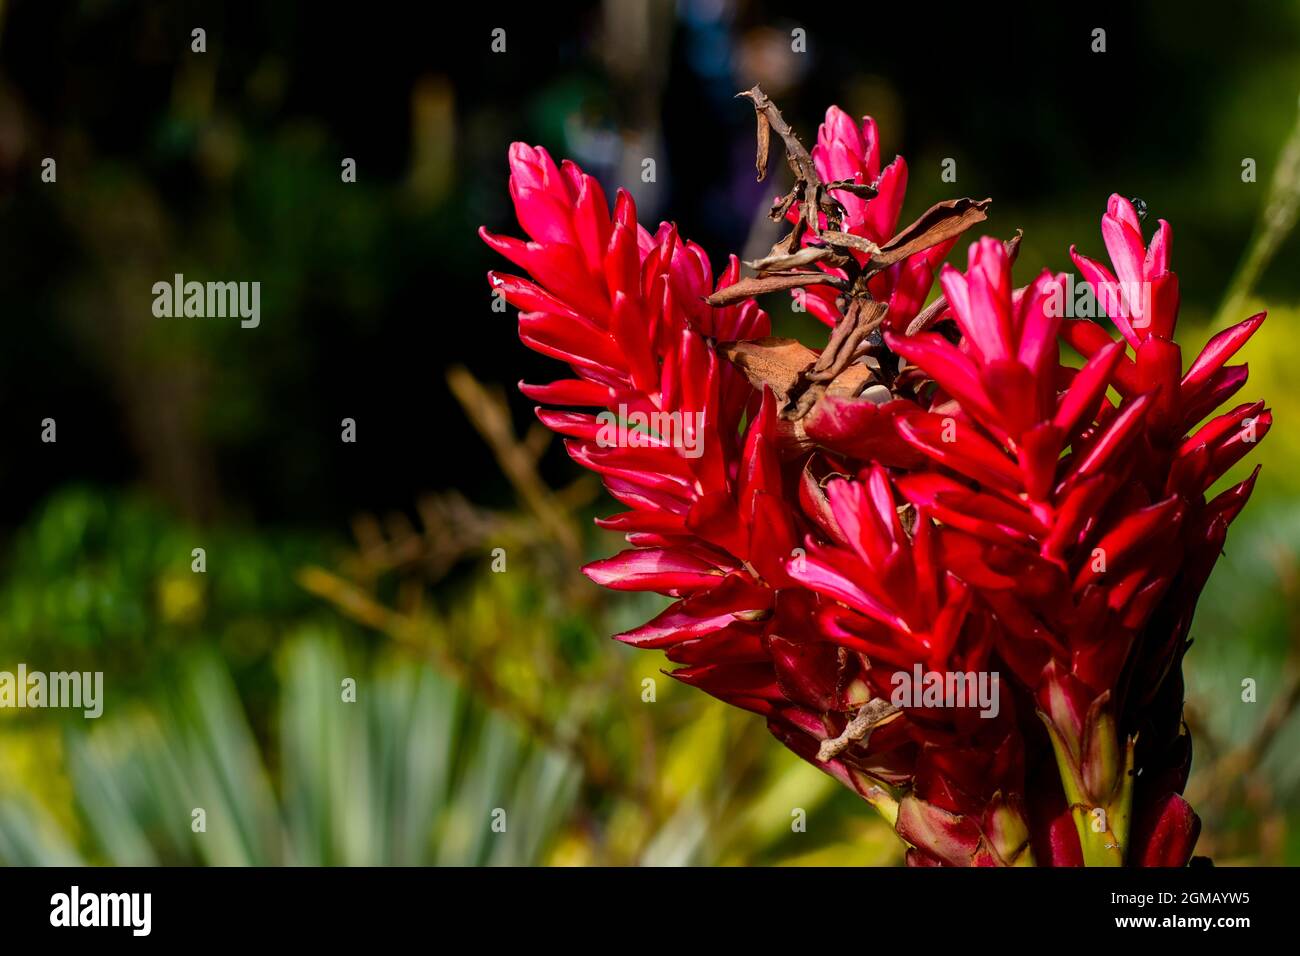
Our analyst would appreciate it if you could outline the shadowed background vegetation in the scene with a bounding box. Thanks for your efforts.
[0,0,1297,865]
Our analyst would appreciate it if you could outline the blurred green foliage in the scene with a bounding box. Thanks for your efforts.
[0,634,582,865]
[0,487,330,693]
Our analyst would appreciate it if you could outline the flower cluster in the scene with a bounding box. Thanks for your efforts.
[480,100,1270,866]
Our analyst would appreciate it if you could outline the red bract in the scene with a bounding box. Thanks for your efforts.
[481,104,1269,867]
[478,143,788,679]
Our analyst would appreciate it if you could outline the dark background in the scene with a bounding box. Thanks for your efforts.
[3,0,1295,529]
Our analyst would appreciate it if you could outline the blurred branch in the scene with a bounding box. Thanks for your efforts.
[342,487,600,590]
[446,365,588,562]
[325,366,600,592]
[1239,662,1300,770]
[1186,563,1300,851]
[1217,92,1300,328]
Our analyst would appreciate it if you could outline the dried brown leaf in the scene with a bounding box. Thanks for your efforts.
[817,698,903,761]
[744,246,835,273]
[825,363,874,398]
[867,197,992,273]
[718,336,818,406]
[755,110,771,182]
[704,272,842,308]
[824,179,879,200]
[820,230,882,258]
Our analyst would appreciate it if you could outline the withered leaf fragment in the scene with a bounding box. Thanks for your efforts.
[718,337,817,408]
[818,230,882,258]
[858,197,992,278]
[754,107,771,181]
[743,246,840,274]
[738,85,846,255]
[782,299,890,420]
[824,179,879,200]
[818,698,903,762]
[705,271,843,308]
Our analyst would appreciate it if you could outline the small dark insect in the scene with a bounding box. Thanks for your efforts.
[1130,197,1149,221]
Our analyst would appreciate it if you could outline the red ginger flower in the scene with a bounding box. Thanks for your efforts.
[481,110,1269,868]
